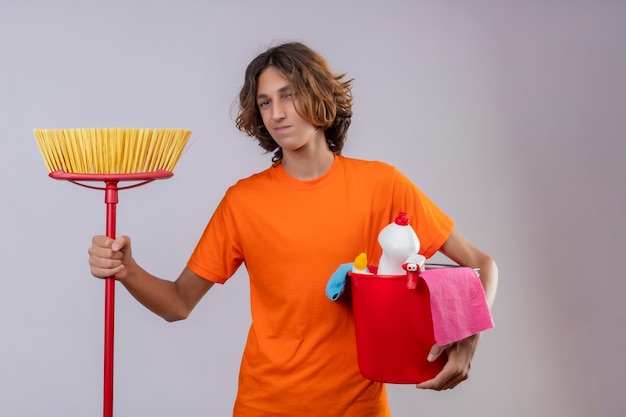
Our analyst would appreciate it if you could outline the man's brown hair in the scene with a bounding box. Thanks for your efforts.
[236,42,353,162]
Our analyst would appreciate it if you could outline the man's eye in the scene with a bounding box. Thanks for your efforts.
[259,100,270,108]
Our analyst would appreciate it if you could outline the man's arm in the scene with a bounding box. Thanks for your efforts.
[416,228,498,390]
[89,235,214,322]
[438,228,498,307]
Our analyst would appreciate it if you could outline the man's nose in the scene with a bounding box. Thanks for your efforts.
[272,101,286,120]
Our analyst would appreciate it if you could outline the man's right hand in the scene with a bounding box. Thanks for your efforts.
[88,235,133,281]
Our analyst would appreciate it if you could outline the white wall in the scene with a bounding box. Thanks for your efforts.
[1,1,624,416]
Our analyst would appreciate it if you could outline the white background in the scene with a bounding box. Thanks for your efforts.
[1,1,624,416]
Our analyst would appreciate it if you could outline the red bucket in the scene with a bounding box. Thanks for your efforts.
[349,267,446,384]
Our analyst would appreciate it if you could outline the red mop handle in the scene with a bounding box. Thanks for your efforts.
[103,181,118,417]
[47,170,174,417]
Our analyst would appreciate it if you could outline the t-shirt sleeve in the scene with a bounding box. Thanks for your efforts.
[187,194,244,284]
[390,168,455,259]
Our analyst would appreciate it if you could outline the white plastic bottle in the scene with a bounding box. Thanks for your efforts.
[377,212,421,275]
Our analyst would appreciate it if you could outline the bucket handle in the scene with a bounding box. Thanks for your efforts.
[406,263,481,290]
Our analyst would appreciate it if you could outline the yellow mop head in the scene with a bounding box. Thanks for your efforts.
[33,128,191,174]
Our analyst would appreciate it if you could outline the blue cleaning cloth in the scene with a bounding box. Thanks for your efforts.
[326,263,353,301]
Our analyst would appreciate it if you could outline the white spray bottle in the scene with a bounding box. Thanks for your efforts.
[377,212,424,276]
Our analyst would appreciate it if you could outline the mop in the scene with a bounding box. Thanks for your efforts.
[33,127,191,417]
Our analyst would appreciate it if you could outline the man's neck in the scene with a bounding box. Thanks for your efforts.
[281,147,335,180]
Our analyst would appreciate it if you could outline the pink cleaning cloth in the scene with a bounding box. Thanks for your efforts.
[419,267,494,346]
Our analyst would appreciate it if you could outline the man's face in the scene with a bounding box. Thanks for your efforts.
[256,66,320,154]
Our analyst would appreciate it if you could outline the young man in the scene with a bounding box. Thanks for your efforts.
[89,42,498,416]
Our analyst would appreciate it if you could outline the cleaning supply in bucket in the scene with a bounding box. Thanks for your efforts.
[352,252,372,274]
[325,211,494,384]
[326,263,353,300]
[325,253,372,301]
[419,267,494,346]
[377,211,424,275]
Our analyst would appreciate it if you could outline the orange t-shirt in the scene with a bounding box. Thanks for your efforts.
[187,156,454,416]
